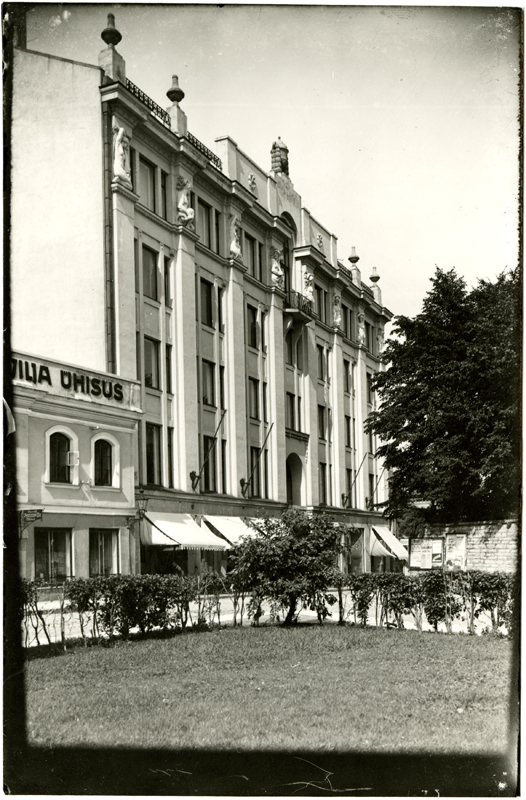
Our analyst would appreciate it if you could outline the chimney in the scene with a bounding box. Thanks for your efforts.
[99,13,126,84]
[271,137,289,176]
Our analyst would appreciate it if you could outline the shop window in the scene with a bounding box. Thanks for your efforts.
[94,439,112,486]
[200,278,214,328]
[144,337,160,389]
[146,423,162,485]
[202,360,216,406]
[89,529,119,576]
[143,246,158,301]
[139,157,156,212]
[34,529,72,583]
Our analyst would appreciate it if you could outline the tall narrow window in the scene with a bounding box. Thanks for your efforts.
[365,322,372,351]
[160,171,167,220]
[248,377,259,419]
[167,427,174,489]
[142,246,158,301]
[346,469,353,506]
[286,392,295,430]
[297,396,302,432]
[247,305,258,349]
[319,463,327,505]
[261,311,267,351]
[89,530,118,576]
[136,332,141,381]
[214,210,221,255]
[318,405,326,440]
[285,330,294,365]
[197,199,211,248]
[146,423,162,485]
[369,473,375,506]
[258,243,264,282]
[263,449,269,500]
[200,278,214,327]
[203,435,217,492]
[94,439,112,486]
[263,382,268,423]
[345,416,352,448]
[144,337,160,389]
[221,439,228,494]
[366,373,373,404]
[164,257,172,307]
[315,285,323,320]
[341,303,349,338]
[35,529,72,583]
[250,446,261,498]
[296,337,303,371]
[134,239,139,293]
[49,432,70,483]
[343,359,351,393]
[244,233,256,276]
[317,345,325,381]
[219,365,226,410]
[281,244,291,294]
[165,345,172,394]
[217,286,224,331]
[202,360,216,406]
[139,157,156,212]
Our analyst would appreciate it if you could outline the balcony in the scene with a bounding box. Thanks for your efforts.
[284,290,315,323]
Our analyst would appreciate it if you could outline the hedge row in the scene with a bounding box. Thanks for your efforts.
[20,569,515,648]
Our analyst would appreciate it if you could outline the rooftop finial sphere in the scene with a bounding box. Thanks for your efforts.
[348,246,360,264]
[101,13,122,47]
[167,75,185,104]
[370,266,380,283]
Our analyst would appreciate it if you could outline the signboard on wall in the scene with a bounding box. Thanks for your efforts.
[445,534,467,571]
[410,538,443,569]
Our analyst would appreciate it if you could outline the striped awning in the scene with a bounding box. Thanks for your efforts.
[142,513,229,551]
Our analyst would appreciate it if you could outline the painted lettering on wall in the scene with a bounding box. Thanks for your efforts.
[12,358,124,403]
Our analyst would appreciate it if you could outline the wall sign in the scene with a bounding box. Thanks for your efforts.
[11,355,140,411]
[445,534,466,571]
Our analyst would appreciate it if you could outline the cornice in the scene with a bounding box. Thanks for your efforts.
[112,182,139,204]
[195,241,229,264]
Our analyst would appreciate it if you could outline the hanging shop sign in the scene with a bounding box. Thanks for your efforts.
[18,509,43,538]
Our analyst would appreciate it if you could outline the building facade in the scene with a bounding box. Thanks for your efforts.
[10,13,398,580]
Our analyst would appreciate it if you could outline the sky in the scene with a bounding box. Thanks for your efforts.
[24,3,521,328]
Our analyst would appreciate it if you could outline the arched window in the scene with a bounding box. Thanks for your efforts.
[94,439,112,486]
[49,432,71,483]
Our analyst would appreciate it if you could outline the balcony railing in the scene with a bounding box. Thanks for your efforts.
[286,290,314,318]
[125,79,223,171]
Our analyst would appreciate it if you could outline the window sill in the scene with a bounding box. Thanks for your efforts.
[45,482,79,489]
[203,403,217,410]
[91,485,122,492]
[143,296,161,307]
[145,386,162,394]
[201,323,216,333]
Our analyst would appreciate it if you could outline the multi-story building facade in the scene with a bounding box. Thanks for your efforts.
[10,12,399,580]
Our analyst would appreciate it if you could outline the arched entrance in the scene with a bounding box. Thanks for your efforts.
[286,453,303,506]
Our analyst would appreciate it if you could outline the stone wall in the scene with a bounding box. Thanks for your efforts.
[424,520,518,573]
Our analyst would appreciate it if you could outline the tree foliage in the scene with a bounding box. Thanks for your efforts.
[367,267,520,522]
[230,509,342,625]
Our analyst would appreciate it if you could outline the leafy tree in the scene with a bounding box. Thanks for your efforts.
[367,267,520,523]
[229,509,342,625]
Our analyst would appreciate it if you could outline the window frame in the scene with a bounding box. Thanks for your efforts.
[34,528,73,583]
[91,431,120,489]
[247,304,258,349]
[145,422,162,486]
[89,529,119,577]
[139,156,156,213]
[142,245,158,302]
[144,336,161,390]
[197,198,212,248]
[318,405,326,441]
[202,359,216,407]
[248,377,260,420]
[45,425,79,485]
[202,435,217,493]
[200,277,214,328]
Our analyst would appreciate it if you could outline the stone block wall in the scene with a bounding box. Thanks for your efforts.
[426,519,518,573]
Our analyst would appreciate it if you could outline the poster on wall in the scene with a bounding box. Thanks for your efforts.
[445,534,467,571]
[410,539,443,569]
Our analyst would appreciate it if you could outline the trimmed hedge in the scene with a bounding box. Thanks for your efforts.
[20,569,515,648]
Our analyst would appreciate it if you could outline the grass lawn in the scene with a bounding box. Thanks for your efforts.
[25,625,514,753]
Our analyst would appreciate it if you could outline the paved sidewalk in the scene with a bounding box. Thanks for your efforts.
[22,591,499,647]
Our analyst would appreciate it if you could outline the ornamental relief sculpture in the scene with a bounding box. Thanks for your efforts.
[357,312,366,345]
[333,295,342,327]
[112,126,132,188]
[270,247,284,290]
[229,214,242,260]
[304,271,314,302]
[176,176,195,228]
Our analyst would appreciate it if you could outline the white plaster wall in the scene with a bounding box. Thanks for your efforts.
[11,49,106,370]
